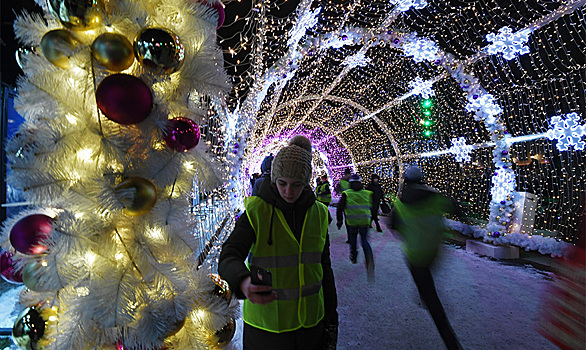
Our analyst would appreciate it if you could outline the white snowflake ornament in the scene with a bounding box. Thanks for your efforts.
[342,52,372,68]
[449,137,474,162]
[546,112,586,151]
[486,27,532,60]
[391,0,428,12]
[409,77,434,99]
[403,37,439,63]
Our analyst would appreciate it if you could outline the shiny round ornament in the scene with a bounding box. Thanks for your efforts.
[96,74,153,124]
[10,214,53,255]
[15,45,38,71]
[47,0,104,31]
[21,260,43,292]
[114,177,158,216]
[208,273,232,302]
[133,27,184,74]
[12,306,45,350]
[0,250,23,284]
[215,319,236,344]
[164,117,200,152]
[92,33,134,71]
[199,1,225,29]
[40,29,80,69]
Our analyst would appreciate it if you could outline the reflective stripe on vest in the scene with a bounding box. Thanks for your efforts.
[343,189,372,226]
[243,197,328,333]
[393,195,449,267]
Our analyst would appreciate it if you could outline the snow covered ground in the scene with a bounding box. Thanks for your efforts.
[0,215,560,350]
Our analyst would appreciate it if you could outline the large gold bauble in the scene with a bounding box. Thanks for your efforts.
[40,29,80,69]
[12,306,45,350]
[92,33,134,71]
[114,177,158,216]
[133,27,184,74]
[47,0,103,31]
[215,319,236,344]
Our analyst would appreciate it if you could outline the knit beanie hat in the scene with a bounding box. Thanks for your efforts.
[404,166,423,183]
[271,135,313,185]
[349,174,362,182]
[260,154,274,174]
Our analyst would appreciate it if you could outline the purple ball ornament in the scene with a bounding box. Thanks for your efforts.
[9,214,54,255]
[96,74,153,125]
[0,250,23,284]
[163,117,200,152]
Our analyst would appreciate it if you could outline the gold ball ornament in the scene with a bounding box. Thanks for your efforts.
[47,0,103,31]
[114,177,158,216]
[40,29,80,69]
[92,33,134,71]
[12,306,46,350]
[21,260,43,292]
[133,27,184,74]
[215,319,236,344]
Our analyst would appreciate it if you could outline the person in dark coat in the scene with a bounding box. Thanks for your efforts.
[219,136,338,350]
[391,166,463,350]
[251,154,274,196]
[366,174,384,232]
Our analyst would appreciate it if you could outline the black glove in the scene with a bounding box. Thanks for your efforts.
[324,323,338,350]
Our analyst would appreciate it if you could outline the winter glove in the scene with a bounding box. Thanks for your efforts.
[336,221,342,230]
[324,323,338,350]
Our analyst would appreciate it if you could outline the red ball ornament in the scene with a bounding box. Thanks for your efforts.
[163,117,200,152]
[200,1,225,29]
[0,250,23,284]
[9,214,53,255]
[96,74,152,125]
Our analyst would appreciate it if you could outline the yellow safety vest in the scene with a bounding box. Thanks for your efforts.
[243,196,328,333]
[316,183,331,205]
[342,189,373,226]
[339,179,350,192]
[393,195,450,266]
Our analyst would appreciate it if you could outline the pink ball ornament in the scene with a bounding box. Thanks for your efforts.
[200,1,225,29]
[9,214,53,255]
[0,250,23,284]
[163,117,200,152]
[96,74,153,125]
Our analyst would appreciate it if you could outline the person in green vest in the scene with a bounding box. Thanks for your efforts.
[316,174,332,206]
[219,135,338,350]
[390,166,463,350]
[336,173,375,282]
[335,168,352,243]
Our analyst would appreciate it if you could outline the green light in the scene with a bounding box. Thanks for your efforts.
[423,110,432,116]
[424,120,431,126]
[423,130,432,137]
[421,99,433,108]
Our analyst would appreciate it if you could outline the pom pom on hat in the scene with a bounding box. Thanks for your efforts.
[271,135,313,185]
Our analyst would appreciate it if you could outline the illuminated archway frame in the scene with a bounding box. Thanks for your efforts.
[231,3,582,253]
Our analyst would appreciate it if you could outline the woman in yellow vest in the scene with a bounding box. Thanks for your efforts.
[219,135,338,350]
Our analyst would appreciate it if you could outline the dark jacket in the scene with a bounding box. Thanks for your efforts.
[336,181,376,225]
[366,180,384,212]
[218,178,338,329]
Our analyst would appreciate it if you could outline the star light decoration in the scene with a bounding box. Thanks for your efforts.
[342,52,371,69]
[486,26,532,60]
[402,37,439,62]
[465,93,503,124]
[449,137,474,163]
[546,112,586,151]
[409,77,435,99]
[391,0,428,12]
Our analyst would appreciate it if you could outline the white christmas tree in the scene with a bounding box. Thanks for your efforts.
[1,0,239,349]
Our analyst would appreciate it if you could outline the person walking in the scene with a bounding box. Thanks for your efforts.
[251,154,274,196]
[335,168,352,243]
[336,174,375,282]
[218,135,338,350]
[366,174,384,232]
[316,174,332,206]
[391,166,463,350]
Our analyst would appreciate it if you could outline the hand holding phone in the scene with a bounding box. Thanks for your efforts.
[249,265,272,296]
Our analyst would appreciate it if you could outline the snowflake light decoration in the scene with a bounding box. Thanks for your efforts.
[486,27,532,60]
[546,112,586,151]
[342,52,371,69]
[465,93,503,123]
[391,0,428,12]
[409,77,434,99]
[491,169,516,203]
[402,37,439,62]
[449,137,473,162]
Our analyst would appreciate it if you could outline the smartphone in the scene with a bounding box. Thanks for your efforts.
[249,265,272,289]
